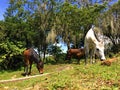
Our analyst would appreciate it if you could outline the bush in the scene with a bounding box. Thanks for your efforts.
[0,55,24,70]
[45,53,66,64]
[111,44,120,54]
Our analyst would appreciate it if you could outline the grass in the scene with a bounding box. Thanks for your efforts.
[0,54,120,90]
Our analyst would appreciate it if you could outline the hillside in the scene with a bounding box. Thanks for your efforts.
[0,54,120,90]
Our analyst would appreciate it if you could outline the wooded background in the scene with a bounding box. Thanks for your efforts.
[0,0,120,70]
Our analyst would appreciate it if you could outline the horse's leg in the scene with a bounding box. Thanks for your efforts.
[77,58,80,64]
[24,63,26,73]
[90,48,96,64]
[77,56,80,64]
[85,54,87,65]
[24,58,29,76]
[68,57,71,63]
[28,62,32,75]
[24,64,29,76]
[85,47,89,65]
[93,49,96,63]
[23,60,28,76]
[90,49,94,64]
[23,64,26,75]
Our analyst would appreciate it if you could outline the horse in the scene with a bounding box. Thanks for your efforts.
[23,48,44,76]
[84,27,106,64]
[65,48,85,64]
[101,57,117,66]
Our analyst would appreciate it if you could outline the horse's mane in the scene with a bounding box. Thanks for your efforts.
[92,27,102,42]
[29,48,41,63]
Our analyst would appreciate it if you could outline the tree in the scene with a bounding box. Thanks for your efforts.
[101,1,120,52]
[47,44,62,62]
[0,0,33,69]
[0,21,6,42]
[32,0,60,60]
[56,1,107,50]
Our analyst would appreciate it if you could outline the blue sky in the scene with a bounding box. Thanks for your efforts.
[0,0,9,20]
[0,0,118,20]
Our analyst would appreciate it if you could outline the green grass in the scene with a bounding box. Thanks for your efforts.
[0,55,120,90]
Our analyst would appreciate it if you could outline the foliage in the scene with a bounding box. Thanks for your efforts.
[57,1,107,49]
[0,40,25,70]
[0,21,6,41]
[0,41,24,58]
[101,0,120,53]
[0,0,119,89]
[0,20,25,70]
[47,44,63,62]
[0,0,119,70]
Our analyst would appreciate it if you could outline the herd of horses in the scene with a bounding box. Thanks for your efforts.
[23,26,106,76]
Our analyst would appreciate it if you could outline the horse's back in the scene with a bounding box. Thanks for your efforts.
[69,49,80,53]
[23,49,32,64]
[69,48,84,54]
[67,49,84,58]
[23,48,34,58]
[24,49,31,57]
[23,48,40,63]
[65,48,85,64]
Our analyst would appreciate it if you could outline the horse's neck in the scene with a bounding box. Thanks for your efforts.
[31,50,40,64]
[92,28,103,42]
[89,28,101,44]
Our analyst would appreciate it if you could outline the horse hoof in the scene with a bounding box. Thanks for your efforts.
[28,72,31,75]
[25,74,30,76]
[21,73,26,76]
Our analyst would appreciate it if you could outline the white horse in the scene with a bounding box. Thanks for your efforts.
[84,27,106,64]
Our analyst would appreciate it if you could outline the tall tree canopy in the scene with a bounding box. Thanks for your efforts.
[0,0,119,69]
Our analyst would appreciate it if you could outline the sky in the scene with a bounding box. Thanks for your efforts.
[0,0,9,20]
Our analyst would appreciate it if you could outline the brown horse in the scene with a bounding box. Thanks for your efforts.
[65,48,85,64]
[23,48,44,76]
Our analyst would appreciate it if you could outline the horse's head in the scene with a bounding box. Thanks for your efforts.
[37,61,44,74]
[96,41,106,61]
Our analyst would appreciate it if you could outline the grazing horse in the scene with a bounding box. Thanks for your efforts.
[65,48,85,64]
[84,27,106,64]
[23,48,44,76]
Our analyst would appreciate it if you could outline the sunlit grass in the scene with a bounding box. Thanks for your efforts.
[0,54,120,90]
